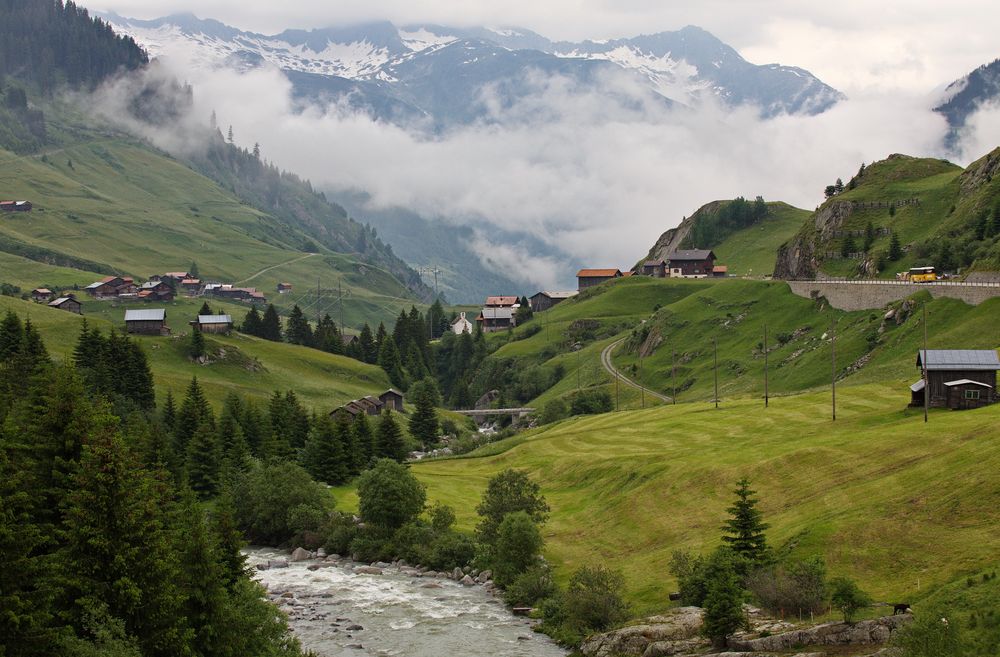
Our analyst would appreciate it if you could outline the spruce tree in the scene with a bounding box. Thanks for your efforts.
[283,391,310,450]
[260,304,282,341]
[352,412,375,469]
[189,325,206,360]
[375,410,408,462]
[377,336,408,389]
[702,549,746,649]
[198,301,213,316]
[186,422,221,499]
[0,310,23,361]
[335,412,361,476]
[284,305,313,346]
[161,390,177,433]
[888,232,903,261]
[174,377,214,456]
[358,323,376,363]
[841,234,857,258]
[721,478,769,564]
[375,322,387,353]
[176,489,229,655]
[241,307,262,336]
[302,416,348,485]
[408,378,440,449]
[211,486,247,590]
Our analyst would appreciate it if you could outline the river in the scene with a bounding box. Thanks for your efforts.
[247,548,569,657]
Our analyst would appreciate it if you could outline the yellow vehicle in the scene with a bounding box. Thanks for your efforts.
[907,266,938,283]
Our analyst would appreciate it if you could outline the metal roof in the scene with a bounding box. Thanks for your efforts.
[480,306,514,319]
[198,314,232,324]
[916,350,1000,371]
[48,297,76,306]
[910,379,925,392]
[667,249,715,261]
[943,379,994,388]
[534,290,578,299]
[124,309,166,322]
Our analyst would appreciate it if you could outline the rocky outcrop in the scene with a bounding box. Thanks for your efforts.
[726,614,912,652]
[641,201,725,266]
[580,607,705,657]
[774,201,855,280]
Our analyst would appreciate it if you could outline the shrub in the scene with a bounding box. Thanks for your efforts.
[391,521,435,565]
[670,549,709,606]
[492,511,544,586]
[539,398,568,424]
[829,577,872,623]
[429,502,456,532]
[324,512,359,555]
[563,564,629,635]
[357,459,426,531]
[348,530,394,563]
[891,608,964,657]
[233,461,334,545]
[569,388,613,415]
[426,532,476,571]
[747,557,827,617]
[505,565,556,607]
[475,469,549,559]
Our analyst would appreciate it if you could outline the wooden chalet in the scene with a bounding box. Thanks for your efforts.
[31,288,53,302]
[451,311,474,335]
[911,349,1000,409]
[641,259,667,277]
[124,308,168,335]
[48,296,82,314]
[485,296,519,308]
[85,276,126,299]
[355,396,385,416]
[666,250,716,278]
[194,314,233,334]
[477,306,515,333]
[0,201,32,212]
[140,280,175,302]
[529,290,578,312]
[277,282,293,294]
[180,278,202,296]
[576,268,622,291]
[330,401,365,421]
[379,389,405,412]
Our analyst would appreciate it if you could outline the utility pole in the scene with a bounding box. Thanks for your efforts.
[671,348,676,404]
[639,355,644,409]
[923,303,929,423]
[831,318,837,421]
[763,323,769,408]
[713,337,719,409]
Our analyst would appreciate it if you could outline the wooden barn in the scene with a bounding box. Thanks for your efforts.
[0,201,32,212]
[911,349,1000,409]
[125,308,168,335]
[641,259,667,277]
[576,268,622,291]
[379,389,405,412]
[48,296,82,314]
[31,288,53,302]
[666,250,716,278]
[529,290,578,312]
[477,306,515,333]
[194,314,233,334]
[85,276,125,299]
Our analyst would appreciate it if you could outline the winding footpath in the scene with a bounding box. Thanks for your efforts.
[234,252,317,285]
[600,338,673,404]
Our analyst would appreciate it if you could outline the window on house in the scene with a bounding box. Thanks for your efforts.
[964,389,981,400]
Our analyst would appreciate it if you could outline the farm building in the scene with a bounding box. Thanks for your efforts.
[641,260,667,277]
[379,389,405,412]
[485,296,519,308]
[85,276,126,299]
[712,265,729,278]
[180,279,202,295]
[666,250,716,278]
[477,306,515,333]
[194,314,233,334]
[910,349,1000,409]
[0,201,32,212]
[451,311,474,334]
[31,288,53,302]
[140,280,175,302]
[277,282,293,294]
[48,296,82,314]
[576,268,622,291]
[529,290,578,312]
[124,308,168,335]
[330,401,365,421]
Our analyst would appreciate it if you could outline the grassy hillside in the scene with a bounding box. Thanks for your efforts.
[0,139,422,329]
[710,202,811,276]
[332,383,1000,621]
[0,294,391,412]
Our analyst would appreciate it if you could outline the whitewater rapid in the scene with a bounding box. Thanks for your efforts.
[247,548,568,657]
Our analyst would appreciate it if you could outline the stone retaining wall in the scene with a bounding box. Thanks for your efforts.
[787,281,1000,311]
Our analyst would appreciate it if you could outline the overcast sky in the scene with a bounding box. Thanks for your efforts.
[96,0,1000,94]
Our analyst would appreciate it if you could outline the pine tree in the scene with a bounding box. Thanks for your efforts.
[227,125,234,143]
[175,377,214,456]
[283,391,311,450]
[375,322,387,353]
[189,325,206,360]
[863,221,876,252]
[240,307,262,336]
[358,323,377,363]
[175,489,229,655]
[0,310,23,361]
[408,378,440,449]
[702,550,746,649]
[375,410,408,462]
[198,301,213,316]
[260,304,282,341]
[352,413,375,469]
[161,390,177,433]
[834,178,844,194]
[427,299,445,339]
[186,422,221,499]
[189,261,200,279]
[378,336,408,389]
[888,232,903,261]
[302,415,348,485]
[239,401,269,459]
[252,142,260,160]
[721,478,769,564]
[841,234,857,258]
[211,486,247,590]
[284,305,313,346]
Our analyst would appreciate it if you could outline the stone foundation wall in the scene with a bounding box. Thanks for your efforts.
[787,281,1000,311]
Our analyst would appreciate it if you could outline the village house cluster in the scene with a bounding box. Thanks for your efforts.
[331,389,405,419]
[76,271,269,304]
[577,249,727,291]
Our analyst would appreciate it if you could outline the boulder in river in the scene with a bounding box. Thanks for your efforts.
[268,559,289,569]
[452,567,463,580]
[476,570,493,583]
[355,566,383,575]
[460,575,476,586]
[291,547,311,562]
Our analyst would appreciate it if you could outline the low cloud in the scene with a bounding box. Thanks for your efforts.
[91,53,973,289]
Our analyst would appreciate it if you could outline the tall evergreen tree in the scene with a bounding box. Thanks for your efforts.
[702,549,746,649]
[186,422,221,499]
[175,490,229,655]
[888,232,903,261]
[211,486,247,590]
[375,410,408,463]
[284,305,313,346]
[377,336,408,390]
[374,322,387,354]
[189,325,206,360]
[352,413,375,469]
[161,390,177,433]
[198,301,213,316]
[260,304,282,342]
[408,378,440,449]
[721,478,769,564]
[175,377,214,457]
[0,310,23,360]
[240,307,262,336]
[358,323,376,363]
[302,415,348,485]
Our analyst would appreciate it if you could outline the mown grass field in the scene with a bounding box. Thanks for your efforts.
[0,141,421,329]
[332,383,1000,620]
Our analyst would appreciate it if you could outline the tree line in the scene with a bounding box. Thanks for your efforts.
[681,196,770,252]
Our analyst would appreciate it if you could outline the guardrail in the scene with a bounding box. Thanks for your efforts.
[789,278,1000,288]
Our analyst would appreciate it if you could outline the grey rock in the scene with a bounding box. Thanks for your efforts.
[460,575,476,586]
[727,614,912,652]
[355,566,383,575]
[268,559,289,569]
[346,624,364,631]
[290,547,311,562]
[476,569,493,583]
[452,567,463,580]
[581,607,705,657]
[316,548,327,558]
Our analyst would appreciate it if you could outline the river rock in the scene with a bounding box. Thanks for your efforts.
[452,567,463,580]
[477,570,493,583]
[256,563,270,571]
[374,561,391,569]
[421,582,443,589]
[460,575,476,586]
[346,624,364,631]
[280,592,294,599]
[355,566,383,575]
[316,548,326,558]
[580,607,705,657]
[290,547,311,562]
[726,615,912,652]
[268,559,289,569]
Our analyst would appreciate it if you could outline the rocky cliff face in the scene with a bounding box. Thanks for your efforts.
[640,200,725,266]
[773,201,855,279]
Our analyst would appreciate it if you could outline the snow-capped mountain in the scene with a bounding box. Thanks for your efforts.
[102,13,843,127]
[935,57,1000,151]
